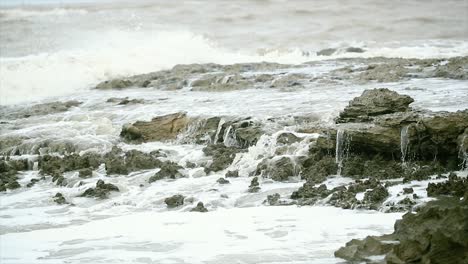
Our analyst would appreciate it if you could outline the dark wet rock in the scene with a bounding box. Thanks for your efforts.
[403,187,414,194]
[270,74,306,89]
[165,194,185,208]
[203,144,242,173]
[53,193,67,205]
[427,173,468,198]
[225,170,239,178]
[26,178,42,188]
[121,112,189,142]
[248,177,260,193]
[257,157,296,182]
[106,97,145,105]
[300,155,337,183]
[291,183,331,205]
[335,234,396,262]
[190,202,208,212]
[336,197,468,264]
[96,79,133,90]
[0,100,82,119]
[346,47,365,53]
[317,48,337,56]
[104,148,163,175]
[39,152,101,176]
[148,161,183,183]
[276,132,301,145]
[78,168,93,178]
[266,193,281,206]
[363,185,389,210]
[80,180,119,199]
[432,56,468,80]
[337,88,414,123]
[216,177,230,184]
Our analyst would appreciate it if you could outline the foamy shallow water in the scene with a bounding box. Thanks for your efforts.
[1,206,402,264]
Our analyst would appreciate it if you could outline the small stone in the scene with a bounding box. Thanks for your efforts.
[225,170,239,178]
[190,202,208,212]
[164,194,185,208]
[403,187,414,194]
[217,177,230,184]
[53,193,67,205]
[248,177,260,193]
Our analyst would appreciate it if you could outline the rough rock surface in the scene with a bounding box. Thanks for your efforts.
[335,197,468,264]
[165,194,185,208]
[121,112,189,142]
[337,88,414,123]
[148,161,183,183]
[80,180,119,199]
[248,177,260,193]
[203,144,242,173]
[190,202,208,212]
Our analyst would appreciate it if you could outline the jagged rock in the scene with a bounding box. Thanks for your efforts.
[106,97,145,105]
[203,144,242,173]
[334,234,396,262]
[403,187,414,194]
[258,157,296,182]
[300,155,337,183]
[225,170,239,178]
[39,152,101,176]
[266,193,281,205]
[148,161,183,183]
[165,194,185,208]
[26,178,41,188]
[337,88,414,123]
[216,178,230,184]
[248,177,260,193]
[335,197,468,264]
[53,193,67,205]
[80,180,119,199]
[427,173,467,198]
[78,168,93,178]
[190,202,208,212]
[104,148,163,175]
[291,183,330,205]
[0,100,82,119]
[95,79,133,90]
[120,112,189,142]
[363,185,389,210]
[276,132,301,145]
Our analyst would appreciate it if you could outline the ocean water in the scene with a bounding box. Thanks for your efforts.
[1,1,468,263]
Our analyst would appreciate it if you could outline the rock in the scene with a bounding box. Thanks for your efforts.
[26,178,40,188]
[165,194,185,208]
[334,235,396,262]
[53,193,67,205]
[427,173,467,198]
[95,79,133,90]
[104,148,163,175]
[403,187,414,194]
[337,88,414,123]
[80,180,119,199]
[120,112,189,142]
[39,152,101,176]
[266,193,281,205]
[203,144,242,173]
[276,132,301,145]
[358,63,410,83]
[78,168,93,178]
[106,97,145,105]
[317,48,336,56]
[0,100,82,119]
[335,197,468,264]
[148,161,183,183]
[346,47,365,53]
[216,178,230,184]
[225,170,239,178]
[261,157,296,182]
[363,184,389,210]
[190,202,208,212]
[248,177,260,193]
[291,183,330,205]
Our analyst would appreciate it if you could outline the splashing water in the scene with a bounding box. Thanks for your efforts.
[335,129,349,176]
[400,125,410,165]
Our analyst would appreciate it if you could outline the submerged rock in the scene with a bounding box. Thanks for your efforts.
[190,202,208,212]
[203,144,242,173]
[256,157,296,182]
[165,194,185,208]
[426,173,467,198]
[225,170,239,178]
[148,161,183,183]
[121,112,189,142]
[53,193,67,205]
[80,180,119,199]
[216,177,230,184]
[248,177,260,193]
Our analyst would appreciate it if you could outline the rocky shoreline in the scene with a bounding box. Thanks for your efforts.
[1,58,467,263]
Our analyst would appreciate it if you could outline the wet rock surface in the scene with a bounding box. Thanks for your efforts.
[80,180,119,199]
[335,197,468,264]
[121,112,189,142]
[148,161,183,183]
[165,194,185,208]
[190,202,208,212]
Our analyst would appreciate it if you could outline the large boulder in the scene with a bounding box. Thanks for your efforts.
[335,197,468,264]
[120,112,189,142]
[337,88,414,123]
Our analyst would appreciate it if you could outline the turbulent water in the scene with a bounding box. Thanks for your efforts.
[1,0,468,263]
